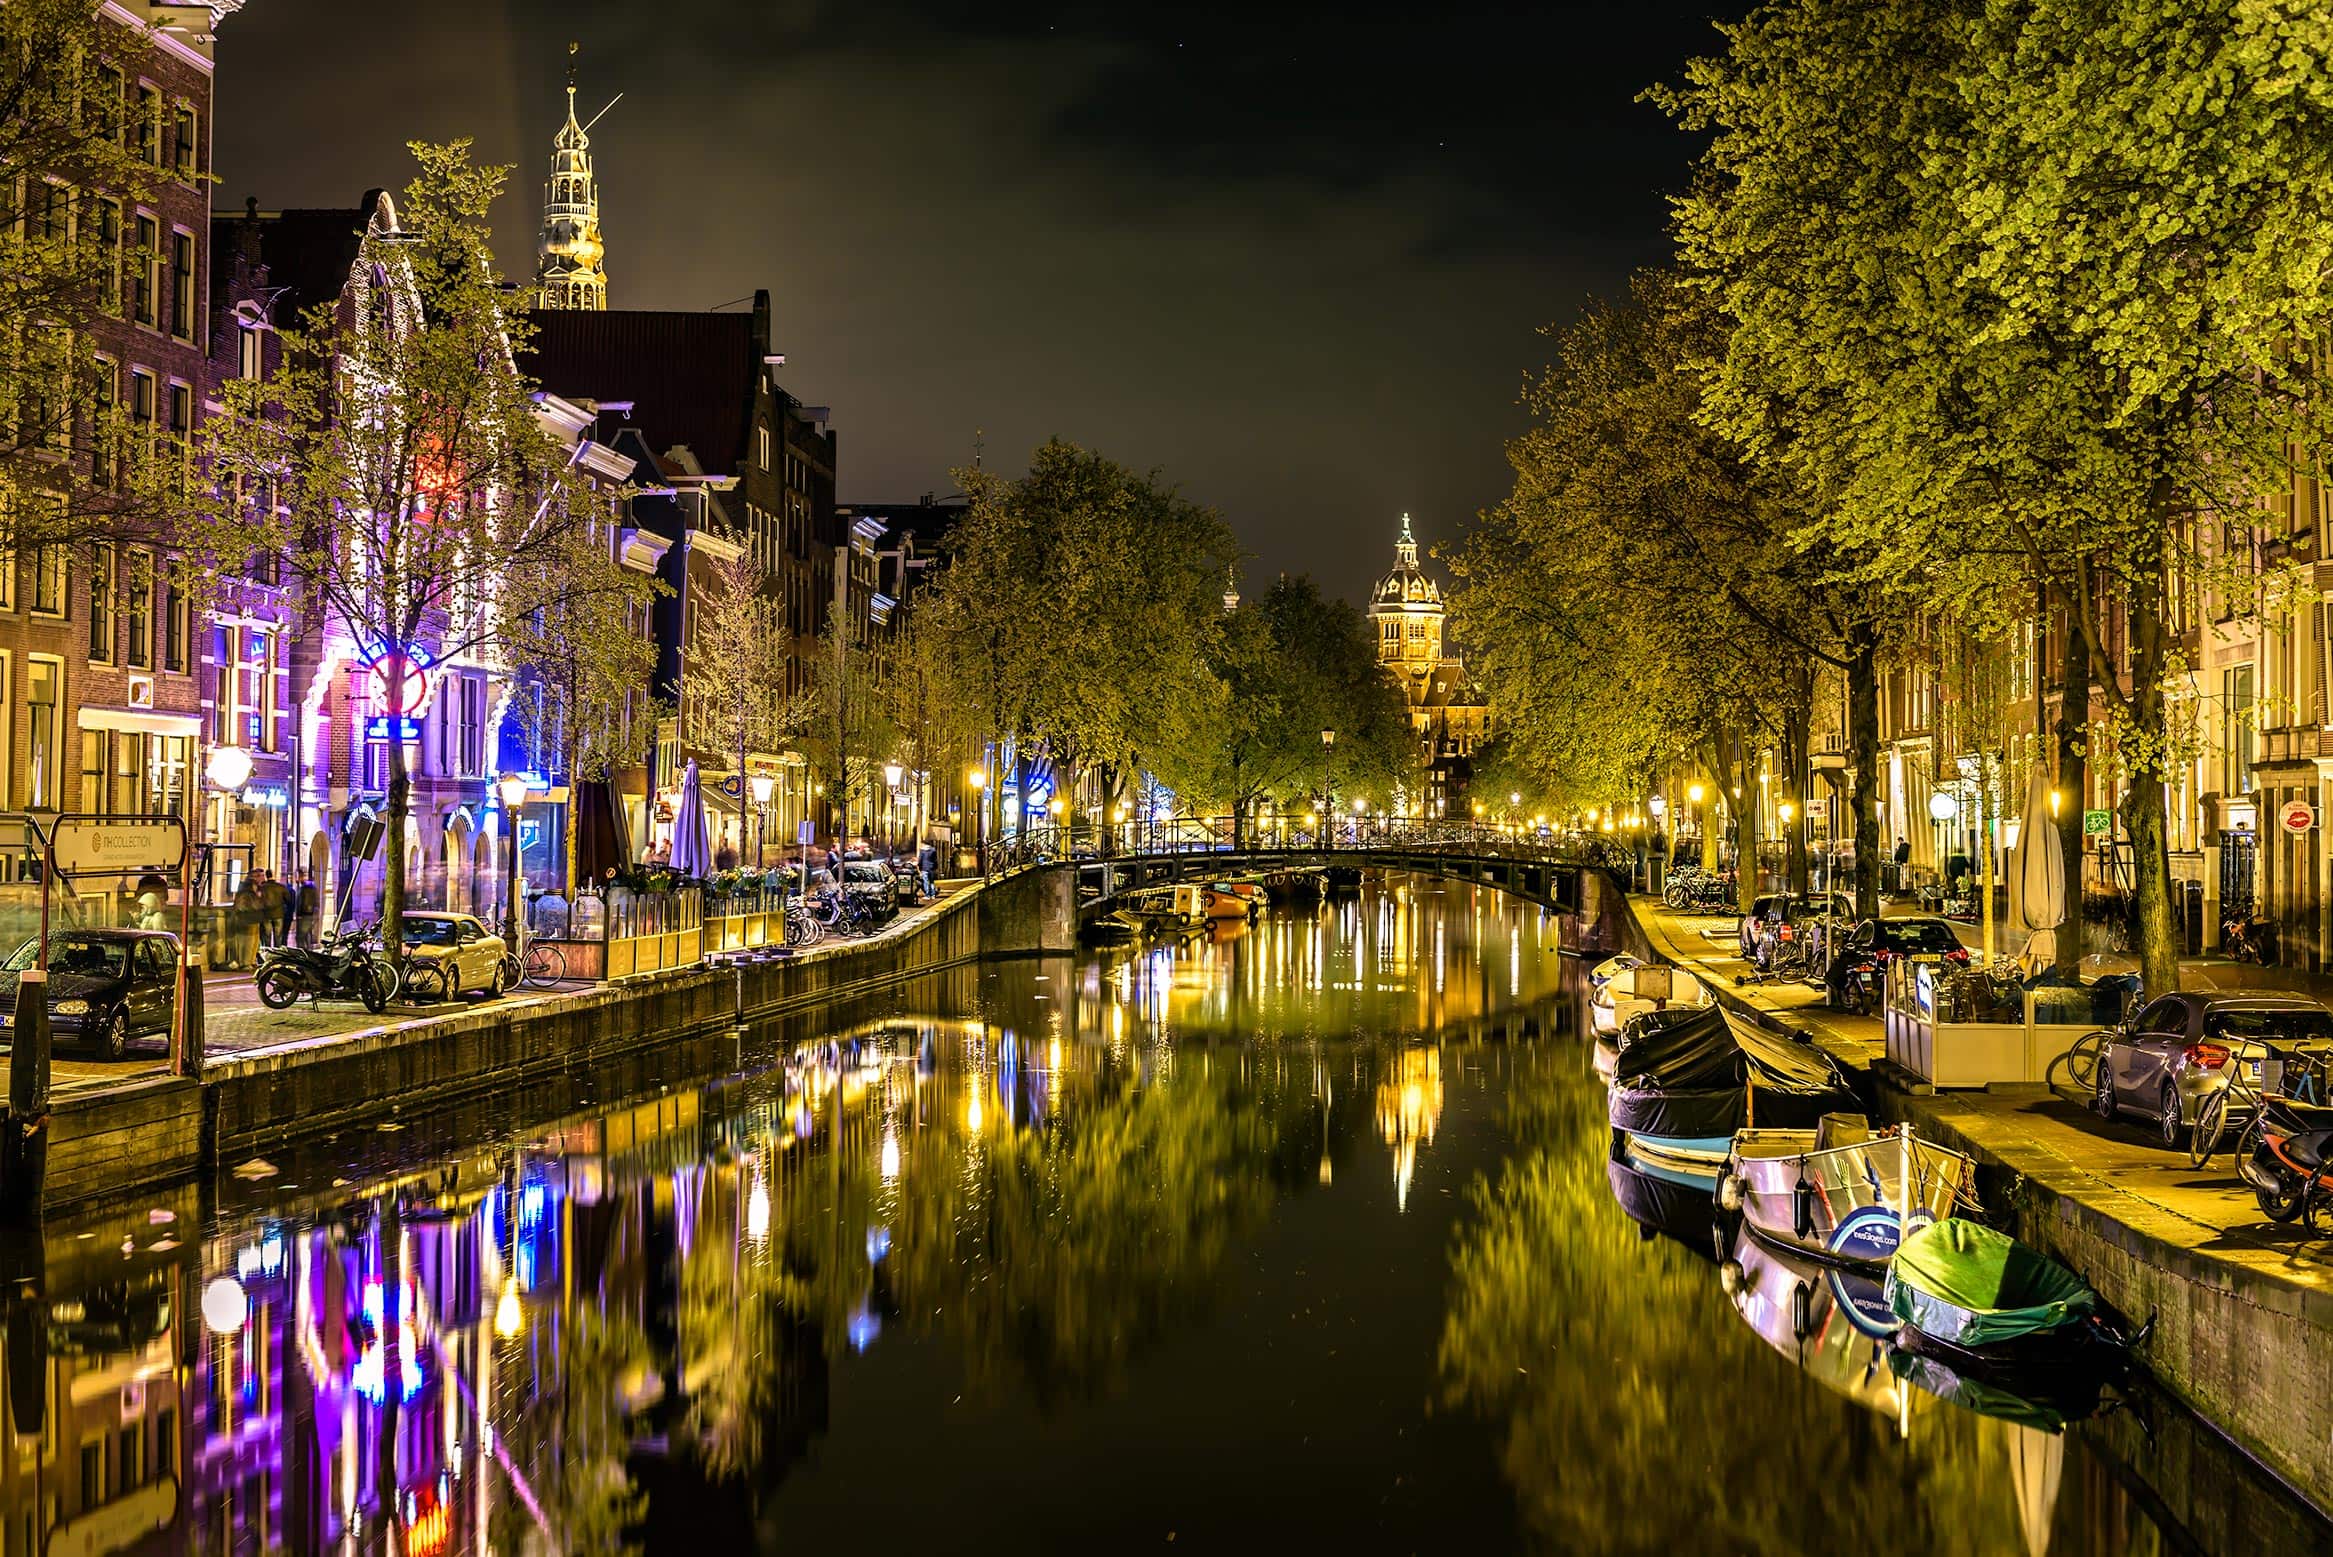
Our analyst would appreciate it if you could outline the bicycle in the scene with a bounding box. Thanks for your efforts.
[522,939,566,988]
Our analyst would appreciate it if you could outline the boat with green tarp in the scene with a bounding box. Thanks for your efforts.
[1885,1218,2143,1386]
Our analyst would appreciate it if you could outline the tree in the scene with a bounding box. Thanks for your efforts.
[0,4,186,556]
[927,440,1239,831]
[685,548,813,852]
[191,142,640,956]
[502,526,666,899]
[804,612,894,848]
[1667,0,2333,991]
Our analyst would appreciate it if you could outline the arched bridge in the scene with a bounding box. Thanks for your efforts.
[978,819,1619,921]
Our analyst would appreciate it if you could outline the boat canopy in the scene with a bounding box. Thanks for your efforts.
[1887,1218,2097,1350]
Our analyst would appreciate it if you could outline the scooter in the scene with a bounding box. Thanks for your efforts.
[2236,1086,2333,1227]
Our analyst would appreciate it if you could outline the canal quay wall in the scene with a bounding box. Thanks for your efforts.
[1595,883,2333,1523]
[38,865,1077,1213]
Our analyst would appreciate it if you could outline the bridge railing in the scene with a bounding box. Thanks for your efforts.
[975,817,1635,877]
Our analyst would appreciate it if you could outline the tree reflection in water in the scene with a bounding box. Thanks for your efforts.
[1436,1054,2024,1554]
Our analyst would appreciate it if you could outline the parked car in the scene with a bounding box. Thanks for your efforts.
[399,912,511,999]
[0,929,183,1061]
[842,860,911,912]
[1824,916,1969,1013]
[2095,992,2333,1147]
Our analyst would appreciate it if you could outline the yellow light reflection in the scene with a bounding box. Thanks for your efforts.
[1376,1049,1444,1213]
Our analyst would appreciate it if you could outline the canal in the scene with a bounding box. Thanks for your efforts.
[40,876,2327,1552]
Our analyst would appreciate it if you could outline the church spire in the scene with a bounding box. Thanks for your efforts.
[1395,511,1418,568]
[535,41,609,310]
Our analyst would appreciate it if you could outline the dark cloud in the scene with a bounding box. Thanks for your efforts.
[213,1,1735,603]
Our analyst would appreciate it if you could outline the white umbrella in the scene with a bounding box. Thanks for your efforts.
[2017,772,2067,967]
[671,758,713,877]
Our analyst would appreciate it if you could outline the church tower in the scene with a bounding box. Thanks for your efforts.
[535,43,608,311]
[1370,512,1446,669]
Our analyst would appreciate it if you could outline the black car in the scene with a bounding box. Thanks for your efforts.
[1824,916,1968,1013]
[0,930,182,1060]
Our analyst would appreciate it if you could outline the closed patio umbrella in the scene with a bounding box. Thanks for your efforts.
[574,778,631,887]
[2017,773,2067,968]
[671,758,712,878]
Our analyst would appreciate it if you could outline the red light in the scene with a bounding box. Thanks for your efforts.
[1945,948,1969,964]
[2184,1043,2231,1069]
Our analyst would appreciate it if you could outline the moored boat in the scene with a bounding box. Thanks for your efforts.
[1885,1218,2138,1370]
[1716,1116,1977,1268]
[1605,1156,1720,1259]
[1201,882,1262,920]
[1717,1226,1908,1419]
[1607,1004,1859,1190]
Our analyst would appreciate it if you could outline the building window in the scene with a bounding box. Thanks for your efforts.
[237,322,262,380]
[132,214,157,325]
[167,382,191,482]
[170,230,194,342]
[27,658,62,809]
[151,735,187,820]
[171,103,197,178]
[81,731,105,813]
[95,198,122,313]
[163,569,187,672]
[88,547,113,663]
[126,551,151,669]
[92,356,119,489]
[757,426,772,470]
[136,85,160,164]
[31,547,65,617]
[2225,665,2256,796]
[458,675,485,776]
[79,1440,101,1510]
[91,65,125,148]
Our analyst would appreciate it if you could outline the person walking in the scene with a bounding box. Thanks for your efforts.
[133,871,168,933]
[295,873,321,948]
[229,874,262,969]
[1890,835,1911,895]
[917,836,938,901]
[257,870,288,950]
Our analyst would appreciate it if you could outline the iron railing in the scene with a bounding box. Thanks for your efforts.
[976,818,1635,878]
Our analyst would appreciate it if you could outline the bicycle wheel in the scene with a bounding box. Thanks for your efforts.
[2190,1090,2230,1168]
[523,941,566,988]
[2058,1030,2106,1094]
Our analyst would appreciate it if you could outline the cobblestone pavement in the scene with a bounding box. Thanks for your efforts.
[1636,896,2333,1289]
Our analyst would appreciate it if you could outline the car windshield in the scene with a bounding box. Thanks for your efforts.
[2,937,128,976]
[2206,1008,2333,1044]
[1883,921,1962,954]
[402,919,462,946]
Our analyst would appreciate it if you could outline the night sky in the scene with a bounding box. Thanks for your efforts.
[214,2,1733,604]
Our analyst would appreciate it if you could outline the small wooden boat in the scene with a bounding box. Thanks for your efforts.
[1716,1116,1977,1269]
[1201,882,1262,921]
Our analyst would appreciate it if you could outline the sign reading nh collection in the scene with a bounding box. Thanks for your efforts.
[49,816,187,877]
[2282,799,2318,836]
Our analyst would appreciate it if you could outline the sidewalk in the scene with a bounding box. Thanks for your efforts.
[1634,895,2333,1294]
[40,884,969,1102]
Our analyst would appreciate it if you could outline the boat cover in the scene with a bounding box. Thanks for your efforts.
[1608,1004,1856,1137]
[1886,1218,2096,1350]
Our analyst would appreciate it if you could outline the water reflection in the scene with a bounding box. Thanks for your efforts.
[0,877,2314,1552]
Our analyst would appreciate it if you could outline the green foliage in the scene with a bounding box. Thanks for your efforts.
[686,547,813,777]
[1166,573,1415,819]
[0,2,187,553]
[923,439,1239,802]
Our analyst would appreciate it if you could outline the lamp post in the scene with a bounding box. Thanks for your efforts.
[496,772,528,949]
[968,767,989,875]
[749,772,776,869]
[1320,730,1336,851]
[882,763,903,863]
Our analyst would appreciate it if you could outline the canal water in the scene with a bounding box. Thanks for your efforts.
[34,877,2327,1552]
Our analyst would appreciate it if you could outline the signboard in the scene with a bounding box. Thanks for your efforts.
[363,716,421,742]
[49,816,186,877]
[796,819,815,846]
[2082,809,2111,836]
[2282,799,2318,836]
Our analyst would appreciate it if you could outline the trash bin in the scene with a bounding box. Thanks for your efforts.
[2182,880,2204,955]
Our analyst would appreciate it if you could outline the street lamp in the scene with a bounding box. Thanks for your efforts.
[496,772,528,947]
[749,772,777,868]
[883,762,904,862]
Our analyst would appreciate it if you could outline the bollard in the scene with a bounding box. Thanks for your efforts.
[177,954,206,1078]
[3,969,49,1224]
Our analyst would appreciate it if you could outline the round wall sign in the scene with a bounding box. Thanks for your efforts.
[2282,799,2317,836]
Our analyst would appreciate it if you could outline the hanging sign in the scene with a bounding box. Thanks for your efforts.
[2281,799,2317,836]
[49,816,186,876]
[363,716,421,742]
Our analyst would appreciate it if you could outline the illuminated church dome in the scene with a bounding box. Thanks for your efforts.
[1372,512,1442,608]
[535,43,609,311]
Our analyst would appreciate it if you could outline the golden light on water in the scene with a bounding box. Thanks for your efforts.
[1376,1048,1445,1212]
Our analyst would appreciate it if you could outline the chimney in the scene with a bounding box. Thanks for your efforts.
[751,289,772,359]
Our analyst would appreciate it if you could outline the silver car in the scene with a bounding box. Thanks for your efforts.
[2096,993,2333,1147]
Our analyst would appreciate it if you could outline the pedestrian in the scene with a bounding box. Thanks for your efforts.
[295,873,321,947]
[825,843,841,877]
[257,870,288,950]
[646,837,671,868]
[229,874,262,969]
[1890,834,1910,894]
[714,837,739,872]
[917,836,938,900]
[134,871,168,933]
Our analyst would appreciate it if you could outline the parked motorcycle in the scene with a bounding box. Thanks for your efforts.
[2235,1071,2333,1227]
[254,921,394,1014]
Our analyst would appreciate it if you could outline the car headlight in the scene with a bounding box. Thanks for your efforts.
[52,999,88,1016]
